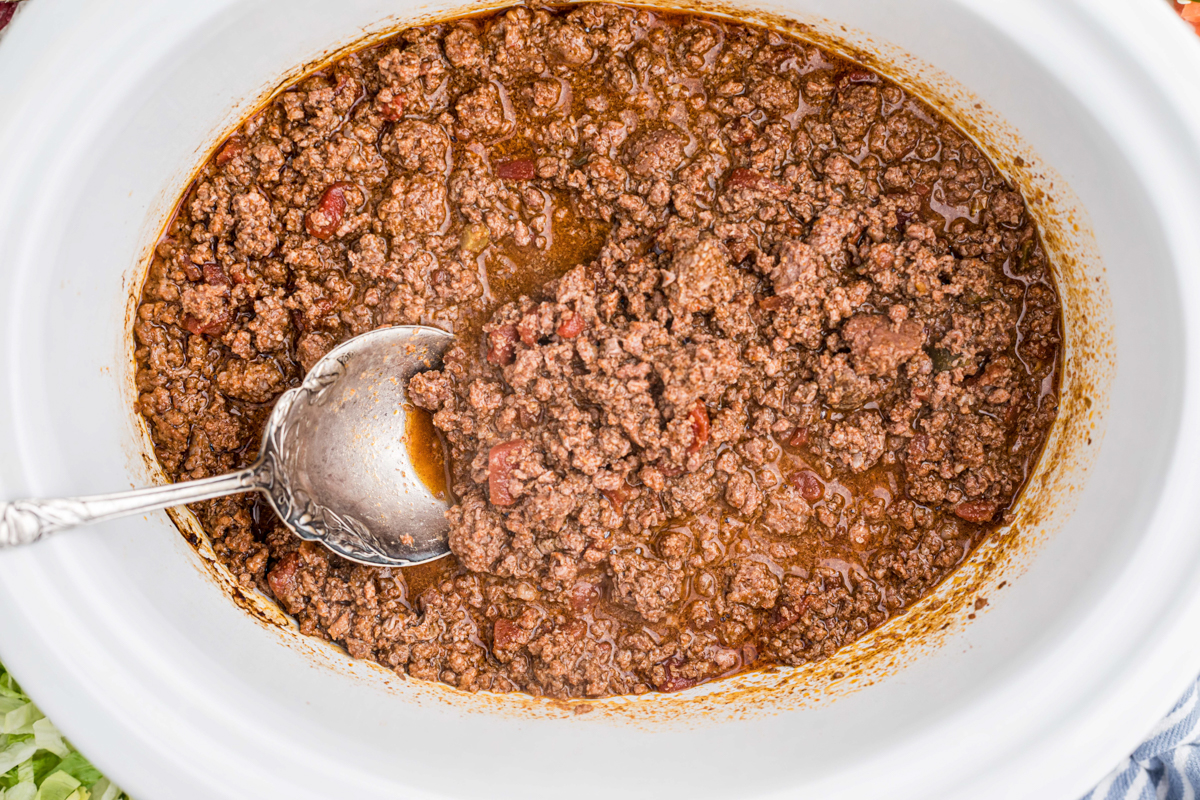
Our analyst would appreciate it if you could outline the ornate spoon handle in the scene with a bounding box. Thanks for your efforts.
[0,466,266,547]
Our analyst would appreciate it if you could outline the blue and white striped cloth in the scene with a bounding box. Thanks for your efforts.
[1084,678,1200,800]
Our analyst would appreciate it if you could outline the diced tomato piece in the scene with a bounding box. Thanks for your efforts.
[304,182,353,240]
[788,426,809,448]
[771,596,810,632]
[228,263,250,285]
[1004,403,1020,426]
[657,462,683,478]
[488,439,528,507]
[182,310,230,337]
[492,617,523,649]
[791,470,824,502]
[757,295,792,311]
[495,159,537,180]
[379,91,407,122]
[953,500,999,524]
[601,482,631,512]
[216,136,245,166]
[556,312,585,339]
[725,167,762,189]
[655,656,698,693]
[570,581,600,614]
[181,315,208,335]
[688,403,709,454]
[518,406,542,429]
[202,262,232,287]
[333,72,362,102]
[266,551,300,600]
[726,167,784,193]
[905,433,929,463]
[312,297,336,318]
[843,69,877,85]
[486,324,520,366]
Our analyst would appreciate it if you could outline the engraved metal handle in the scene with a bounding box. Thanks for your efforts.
[0,464,268,547]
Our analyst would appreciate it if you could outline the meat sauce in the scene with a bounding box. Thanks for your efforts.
[134,4,1061,698]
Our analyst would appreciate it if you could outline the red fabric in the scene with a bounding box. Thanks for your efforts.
[0,3,18,32]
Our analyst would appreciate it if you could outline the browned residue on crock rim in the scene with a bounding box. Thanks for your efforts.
[122,0,1113,729]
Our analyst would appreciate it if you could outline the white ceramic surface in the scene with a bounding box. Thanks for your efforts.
[1,1,1200,798]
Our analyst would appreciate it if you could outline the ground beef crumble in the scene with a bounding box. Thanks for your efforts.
[134,5,1061,699]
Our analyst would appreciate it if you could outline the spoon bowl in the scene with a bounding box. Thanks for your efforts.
[0,325,457,566]
[259,325,456,566]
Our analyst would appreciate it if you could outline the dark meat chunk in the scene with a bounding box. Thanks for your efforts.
[180,283,231,336]
[381,120,451,174]
[488,439,532,506]
[626,128,688,178]
[456,83,506,138]
[666,238,738,316]
[609,550,685,622]
[448,495,508,572]
[550,23,593,65]
[216,359,285,404]
[842,313,926,377]
[769,241,825,299]
[727,561,780,609]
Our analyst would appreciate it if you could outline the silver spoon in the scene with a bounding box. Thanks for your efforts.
[0,325,456,566]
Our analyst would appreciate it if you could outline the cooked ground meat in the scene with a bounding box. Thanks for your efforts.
[134,4,1061,698]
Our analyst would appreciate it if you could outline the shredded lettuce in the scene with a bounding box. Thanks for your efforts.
[0,665,129,800]
[31,771,80,800]
[30,723,67,761]
[3,704,45,736]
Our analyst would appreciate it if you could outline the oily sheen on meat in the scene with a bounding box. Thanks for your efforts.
[134,4,1061,698]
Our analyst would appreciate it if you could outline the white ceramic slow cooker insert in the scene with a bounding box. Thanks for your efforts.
[1,1,1200,798]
